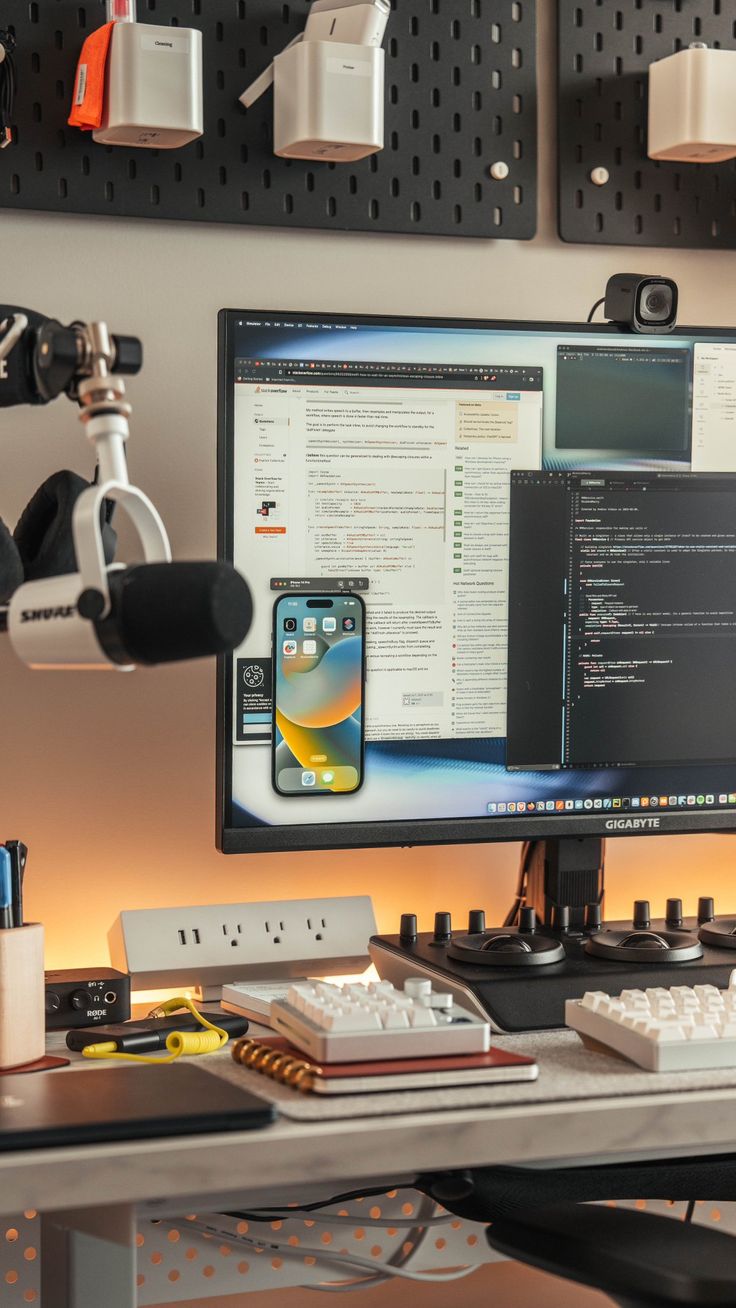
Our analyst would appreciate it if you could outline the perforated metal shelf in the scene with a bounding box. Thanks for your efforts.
[558,0,736,249]
[1,0,537,240]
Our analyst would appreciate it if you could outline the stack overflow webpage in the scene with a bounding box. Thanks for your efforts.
[228,317,736,830]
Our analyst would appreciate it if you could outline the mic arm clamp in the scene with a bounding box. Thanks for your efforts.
[72,321,171,622]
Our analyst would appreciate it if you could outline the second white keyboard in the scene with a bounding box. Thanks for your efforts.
[566,975,736,1072]
[270,978,490,1062]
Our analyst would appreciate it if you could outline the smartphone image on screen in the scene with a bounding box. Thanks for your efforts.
[272,593,365,796]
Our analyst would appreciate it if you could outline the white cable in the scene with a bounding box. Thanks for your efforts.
[240,1212,458,1229]
[170,1219,476,1286]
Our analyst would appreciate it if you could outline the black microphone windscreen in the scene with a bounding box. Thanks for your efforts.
[0,517,23,604]
[104,561,252,665]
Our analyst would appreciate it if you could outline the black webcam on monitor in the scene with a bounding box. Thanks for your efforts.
[603,273,679,334]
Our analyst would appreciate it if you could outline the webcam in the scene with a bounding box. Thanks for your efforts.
[603,274,679,334]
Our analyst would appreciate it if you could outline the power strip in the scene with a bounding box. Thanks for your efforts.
[108,896,376,991]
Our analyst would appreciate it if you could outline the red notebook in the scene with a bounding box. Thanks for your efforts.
[232,1035,537,1095]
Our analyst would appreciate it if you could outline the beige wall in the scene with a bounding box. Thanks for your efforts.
[2,1,736,972]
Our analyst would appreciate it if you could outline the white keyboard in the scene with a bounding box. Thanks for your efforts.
[270,978,491,1063]
[566,975,736,1072]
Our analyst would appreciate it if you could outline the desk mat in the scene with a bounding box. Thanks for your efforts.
[202,1031,736,1122]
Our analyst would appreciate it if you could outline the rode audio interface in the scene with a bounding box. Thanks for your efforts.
[45,968,131,1030]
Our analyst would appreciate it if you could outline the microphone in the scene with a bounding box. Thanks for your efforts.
[96,562,253,666]
[4,561,252,670]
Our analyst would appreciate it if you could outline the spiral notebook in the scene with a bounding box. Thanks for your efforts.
[231,1035,537,1095]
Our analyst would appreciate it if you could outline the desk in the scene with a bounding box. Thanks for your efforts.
[4,1032,736,1307]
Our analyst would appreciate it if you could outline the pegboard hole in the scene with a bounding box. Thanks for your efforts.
[493,205,502,226]
[512,1,523,19]
[391,177,400,197]
[513,93,522,113]
[58,177,67,198]
[283,193,293,214]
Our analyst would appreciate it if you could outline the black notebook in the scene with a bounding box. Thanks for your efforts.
[0,1063,275,1150]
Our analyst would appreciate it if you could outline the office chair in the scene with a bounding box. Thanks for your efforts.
[419,1158,736,1307]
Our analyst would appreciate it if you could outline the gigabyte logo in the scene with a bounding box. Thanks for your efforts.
[20,606,76,623]
[155,39,173,46]
[605,817,660,831]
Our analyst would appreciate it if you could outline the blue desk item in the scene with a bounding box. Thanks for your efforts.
[0,847,13,929]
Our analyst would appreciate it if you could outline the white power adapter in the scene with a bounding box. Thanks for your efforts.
[94,19,203,149]
[648,45,736,163]
[274,40,384,162]
[241,0,389,163]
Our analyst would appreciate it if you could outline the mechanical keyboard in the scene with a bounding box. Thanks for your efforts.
[566,975,736,1071]
[270,978,491,1062]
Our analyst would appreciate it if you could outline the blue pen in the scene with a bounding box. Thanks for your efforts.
[0,848,13,930]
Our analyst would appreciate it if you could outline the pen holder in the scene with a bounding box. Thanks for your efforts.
[0,924,45,1070]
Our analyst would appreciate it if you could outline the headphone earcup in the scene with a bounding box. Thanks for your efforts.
[0,516,23,604]
[13,470,117,583]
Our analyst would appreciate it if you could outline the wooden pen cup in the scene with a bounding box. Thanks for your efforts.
[0,923,45,1070]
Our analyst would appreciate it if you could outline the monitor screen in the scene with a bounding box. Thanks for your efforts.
[217,311,736,853]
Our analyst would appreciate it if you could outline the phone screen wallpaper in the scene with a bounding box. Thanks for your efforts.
[273,596,364,795]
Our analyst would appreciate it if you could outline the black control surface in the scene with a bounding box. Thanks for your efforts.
[370,906,736,1031]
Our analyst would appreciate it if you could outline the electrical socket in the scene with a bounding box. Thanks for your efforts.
[108,896,376,990]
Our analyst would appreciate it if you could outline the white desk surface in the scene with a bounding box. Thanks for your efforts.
[2,1030,736,1218]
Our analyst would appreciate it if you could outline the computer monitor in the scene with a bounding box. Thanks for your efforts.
[217,309,736,864]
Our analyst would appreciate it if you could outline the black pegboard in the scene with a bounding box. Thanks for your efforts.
[1,0,537,240]
[558,0,736,249]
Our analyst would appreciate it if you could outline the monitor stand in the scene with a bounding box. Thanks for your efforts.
[523,836,605,931]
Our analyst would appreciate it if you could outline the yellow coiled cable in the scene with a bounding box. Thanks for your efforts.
[81,996,229,1064]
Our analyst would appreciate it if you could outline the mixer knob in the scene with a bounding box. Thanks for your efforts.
[666,898,683,930]
[551,905,571,933]
[584,902,602,932]
[698,897,715,925]
[433,911,452,943]
[468,909,486,934]
[633,900,651,930]
[399,913,418,943]
[518,906,537,933]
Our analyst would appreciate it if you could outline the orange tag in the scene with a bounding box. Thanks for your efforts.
[68,22,114,131]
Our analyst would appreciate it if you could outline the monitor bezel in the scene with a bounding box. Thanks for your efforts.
[217,307,736,854]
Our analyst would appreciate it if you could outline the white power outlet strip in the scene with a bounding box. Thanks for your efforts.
[108,896,376,990]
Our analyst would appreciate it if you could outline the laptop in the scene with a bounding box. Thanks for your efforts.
[0,1064,275,1150]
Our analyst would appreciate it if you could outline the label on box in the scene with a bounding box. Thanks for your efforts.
[326,56,373,77]
[141,34,191,54]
